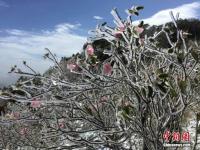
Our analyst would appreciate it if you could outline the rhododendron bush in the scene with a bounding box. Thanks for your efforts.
[1,5,200,150]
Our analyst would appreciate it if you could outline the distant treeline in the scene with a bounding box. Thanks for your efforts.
[145,18,200,48]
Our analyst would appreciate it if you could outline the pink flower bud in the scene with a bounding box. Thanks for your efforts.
[13,112,20,119]
[118,26,125,32]
[103,63,112,75]
[67,63,77,72]
[31,99,41,108]
[99,96,108,103]
[86,45,94,55]
[139,38,145,45]
[59,122,65,128]
[186,63,192,69]
[114,32,122,39]
[135,26,144,34]
[20,128,28,135]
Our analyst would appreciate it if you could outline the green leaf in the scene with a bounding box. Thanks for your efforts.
[170,88,178,98]
[197,113,200,121]
[11,90,26,96]
[168,48,173,53]
[121,111,132,121]
[134,91,141,102]
[89,55,98,64]
[141,88,146,98]
[158,73,169,79]
[155,82,167,93]
[123,106,130,115]
[134,11,139,16]
[149,38,155,42]
[121,106,135,121]
[147,86,153,98]
[101,22,107,26]
[178,80,187,94]
[156,68,163,75]
[136,6,144,11]
[191,49,199,62]
[138,21,144,27]
[54,95,63,100]
[128,9,135,14]
[128,9,139,16]
[177,53,184,64]
[85,106,93,116]
[194,78,199,84]
[169,63,173,70]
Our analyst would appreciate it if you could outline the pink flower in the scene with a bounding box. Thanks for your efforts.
[12,112,20,119]
[135,26,144,34]
[59,122,65,128]
[99,96,108,103]
[118,26,125,32]
[124,101,132,107]
[67,63,77,72]
[103,63,112,75]
[31,99,41,108]
[19,128,28,135]
[139,38,145,45]
[186,63,192,69]
[114,32,122,39]
[86,45,94,55]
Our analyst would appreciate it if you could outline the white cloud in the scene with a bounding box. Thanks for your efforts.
[134,2,200,25]
[55,23,81,33]
[0,0,9,7]
[0,23,87,87]
[5,29,28,36]
[93,16,103,20]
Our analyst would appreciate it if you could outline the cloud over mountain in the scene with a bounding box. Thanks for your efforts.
[134,2,200,25]
[0,23,86,87]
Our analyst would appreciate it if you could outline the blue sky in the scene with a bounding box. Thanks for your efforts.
[0,0,200,87]
[0,0,199,31]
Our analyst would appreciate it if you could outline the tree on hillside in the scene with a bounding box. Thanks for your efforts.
[1,5,200,150]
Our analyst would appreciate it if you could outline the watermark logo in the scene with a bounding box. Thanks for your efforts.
[163,130,190,147]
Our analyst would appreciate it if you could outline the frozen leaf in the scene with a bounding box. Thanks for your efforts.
[110,8,124,27]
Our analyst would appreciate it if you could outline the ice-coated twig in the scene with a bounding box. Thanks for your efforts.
[111,8,125,28]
